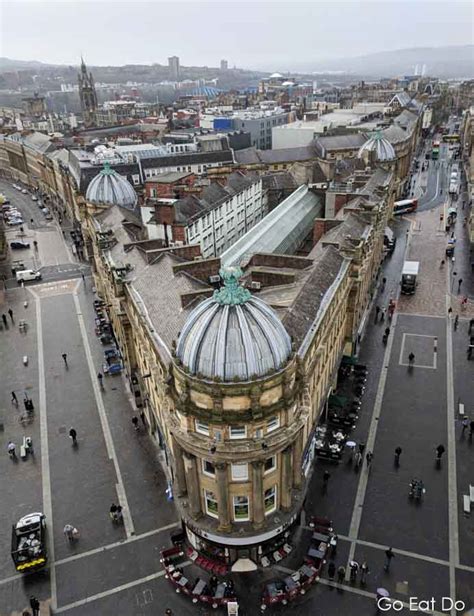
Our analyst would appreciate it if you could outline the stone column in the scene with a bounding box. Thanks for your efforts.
[281,446,293,510]
[183,452,202,519]
[292,430,304,490]
[215,462,231,532]
[172,438,187,497]
[252,460,265,529]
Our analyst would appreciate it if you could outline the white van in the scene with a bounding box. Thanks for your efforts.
[15,269,42,283]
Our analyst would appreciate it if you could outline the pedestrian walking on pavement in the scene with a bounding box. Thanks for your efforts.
[349,560,359,583]
[2,313,7,327]
[322,470,330,491]
[382,277,387,291]
[97,372,104,389]
[7,441,16,458]
[29,596,40,616]
[358,442,366,455]
[8,308,14,322]
[469,420,474,441]
[375,306,380,322]
[394,446,402,466]
[110,503,118,521]
[140,411,146,426]
[354,451,362,470]
[380,308,386,322]
[63,524,76,541]
[384,547,395,572]
[366,451,373,468]
[132,416,139,431]
[360,562,369,585]
[11,391,18,406]
[454,315,459,330]
[458,278,463,293]
[328,561,336,580]
[69,428,77,445]
[62,353,68,368]
[337,565,346,584]
[461,417,468,434]
[469,318,474,334]
[81,273,85,282]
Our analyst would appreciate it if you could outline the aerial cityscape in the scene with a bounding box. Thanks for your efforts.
[0,1,473,615]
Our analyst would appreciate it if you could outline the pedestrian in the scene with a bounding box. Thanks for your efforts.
[354,451,362,470]
[132,416,139,431]
[380,308,386,322]
[360,562,369,585]
[470,420,474,440]
[8,441,16,458]
[11,391,18,406]
[327,561,336,580]
[8,308,13,322]
[458,278,463,293]
[469,318,474,334]
[62,352,68,367]
[69,427,77,444]
[382,277,387,290]
[349,560,359,582]
[337,565,346,584]
[384,327,390,338]
[140,411,146,426]
[394,446,402,466]
[81,273,85,282]
[322,470,330,490]
[366,451,373,468]
[97,372,104,389]
[461,417,468,434]
[165,610,173,616]
[375,305,380,322]
[116,505,123,522]
[436,444,445,459]
[358,442,366,455]
[110,503,118,521]
[29,596,40,616]
[2,313,7,327]
[63,524,77,541]
[454,315,459,330]
[448,307,453,316]
[384,547,395,572]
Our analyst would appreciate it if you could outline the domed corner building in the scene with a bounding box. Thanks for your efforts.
[357,131,396,165]
[85,161,138,211]
[168,267,307,571]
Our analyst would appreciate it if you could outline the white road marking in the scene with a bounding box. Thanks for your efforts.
[54,561,191,613]
[445,271,459,613]
[30,289,57,610]
[346,313,398,578]
[72,292,135,538]
[54,521,179,566]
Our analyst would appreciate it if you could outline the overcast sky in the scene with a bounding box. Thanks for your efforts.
[1,1,473,70]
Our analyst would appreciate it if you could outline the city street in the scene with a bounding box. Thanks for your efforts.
[1,134,473,616]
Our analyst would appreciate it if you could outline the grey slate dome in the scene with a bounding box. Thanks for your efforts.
[86,161,137,209]
[358,131,396,162]
[176,267,292,382]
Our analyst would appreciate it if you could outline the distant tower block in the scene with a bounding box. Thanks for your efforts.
[168,56,180,81]
[78,57,98,126]
[220,59,228,71]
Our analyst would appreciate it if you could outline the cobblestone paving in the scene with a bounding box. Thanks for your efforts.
[397,206,474,320]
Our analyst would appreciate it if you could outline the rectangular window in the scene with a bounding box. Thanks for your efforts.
[229,426,247,439]
[231,463,248,481]
[233,496,249,521]
[132,174,140,185]
[264,486,277,514]
[205,490,218,518]
[264,456,276,474]
[195,420,209,436]
[267,416,280,432]
[202,459,215,476]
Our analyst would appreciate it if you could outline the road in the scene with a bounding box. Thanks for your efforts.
[1,138,473,616]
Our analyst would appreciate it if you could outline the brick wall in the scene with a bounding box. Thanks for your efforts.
[248,253,312,270]
[172,257,221,282]
[312,219,341,244]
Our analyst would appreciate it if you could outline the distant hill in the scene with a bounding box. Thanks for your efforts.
[305,45,474,79]
[0,57,56,70]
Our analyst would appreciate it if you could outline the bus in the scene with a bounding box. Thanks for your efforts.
[394,199,418,216]
[432,140,440,160]
[442,134,460,143]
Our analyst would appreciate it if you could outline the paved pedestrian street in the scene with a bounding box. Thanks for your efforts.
[0,144,473,616]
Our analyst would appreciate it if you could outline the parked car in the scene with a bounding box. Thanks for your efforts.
[10,241,30,250]
[7,218,24,226]
[16,269,42,283]
[21,189,28,194]
[31,195,38,201]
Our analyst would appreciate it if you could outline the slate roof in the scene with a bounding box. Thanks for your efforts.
[320,213,370,249]
[147,171,194,183]
[281,245,347,349]
[314,134,367,157]
[234,145,317,165]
